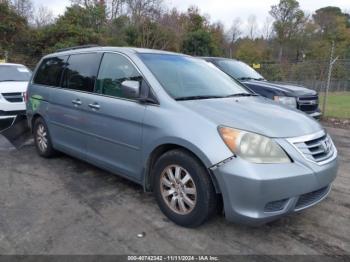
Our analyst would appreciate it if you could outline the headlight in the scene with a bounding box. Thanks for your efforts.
[273,96,297,108]
[218,126,291,164]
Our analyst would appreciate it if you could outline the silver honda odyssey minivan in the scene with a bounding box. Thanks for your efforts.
[26,46,338,227]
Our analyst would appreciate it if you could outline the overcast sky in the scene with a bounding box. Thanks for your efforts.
[33,0,350,34]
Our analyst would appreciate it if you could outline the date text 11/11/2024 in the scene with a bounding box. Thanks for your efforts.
[127,255,220,261]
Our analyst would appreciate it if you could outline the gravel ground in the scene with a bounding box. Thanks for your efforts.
[0,126,349,255]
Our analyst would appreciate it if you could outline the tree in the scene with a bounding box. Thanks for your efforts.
[34,5,54,28]
[126,0,163,23]
[0,0,28,50]
[180,6,221,56]
[262,16,273,39]
[289,17,315,61]
[1,0,349,78]
[309,7,350,60]
[61,3,107,31]
[182,29,215,56]
[157,8,187,51]
[209,22,226,56]
[313,6,350,40]
[11,0,33,22]
[270,0,305,61]
[247,15,257,39]
[235,38,270,64]
[32,3,107,54]
[185,6,208,32]
[105,15,130,45]
[110,0,126,19]
[227,18,242,43]
[132,17,175,49]
[226,18,242,58]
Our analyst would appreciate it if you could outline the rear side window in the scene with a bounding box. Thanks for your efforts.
[62,53,102,92]
[34,56,67,86]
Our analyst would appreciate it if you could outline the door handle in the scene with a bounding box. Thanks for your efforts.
[88,103,100,110]
[72,99,82,106]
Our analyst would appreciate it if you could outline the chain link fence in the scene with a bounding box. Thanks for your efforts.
[257,60,350,93]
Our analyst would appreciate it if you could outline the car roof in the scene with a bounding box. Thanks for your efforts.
[45,46,183,58]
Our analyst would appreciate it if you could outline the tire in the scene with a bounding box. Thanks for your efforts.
[153,149,217,227]
[33,117,57,158]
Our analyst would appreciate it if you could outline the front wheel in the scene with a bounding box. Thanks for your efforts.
[153,149,217,227]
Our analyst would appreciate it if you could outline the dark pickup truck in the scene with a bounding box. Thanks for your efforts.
[202,57,321,119]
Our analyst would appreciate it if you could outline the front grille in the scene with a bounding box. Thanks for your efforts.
[297,95,318,113]
[295,186,329,210]
[265,198,289,212]
[1,92,24,103]
[290,131,335,164]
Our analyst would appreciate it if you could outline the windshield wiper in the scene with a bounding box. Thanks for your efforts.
[224,93,258,98]
[0,80,18,82]
[175,93,258,100]
[237,77,265,81]
[237,77,254,81]
[175,95,225,101]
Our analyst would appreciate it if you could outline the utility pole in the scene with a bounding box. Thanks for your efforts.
[322,41,338,117]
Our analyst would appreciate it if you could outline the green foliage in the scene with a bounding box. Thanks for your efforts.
[307,7,350,60]
[185,6,207,32]
[0,1,27,50]
[235,38,270,64]
[258,64,284,81]
[270,0,305,44]
[28,3,107,55]
[313,7,350,40]
[269,0,306,61]
[1,0,349,79]
[181,7,222,56]
[57,4,106,32]
[182,30,216,56]
[106,15,131,46]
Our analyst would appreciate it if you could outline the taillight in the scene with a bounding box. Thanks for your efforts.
[23,91,28,103]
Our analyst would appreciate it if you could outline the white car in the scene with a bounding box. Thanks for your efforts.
[0,63,31,120]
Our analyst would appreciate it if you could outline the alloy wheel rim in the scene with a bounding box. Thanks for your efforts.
[160,165,197,215]
[36,124,48,152]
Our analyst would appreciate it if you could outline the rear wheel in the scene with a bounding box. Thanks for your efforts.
[153,149,217,227]
[33,117,56,158]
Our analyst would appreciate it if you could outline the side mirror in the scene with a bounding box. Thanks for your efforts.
[121,80,140,99]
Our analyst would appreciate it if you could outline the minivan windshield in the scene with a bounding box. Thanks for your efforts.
[216,60,265,81]
[139,54,251,100]
[0,65,31,82]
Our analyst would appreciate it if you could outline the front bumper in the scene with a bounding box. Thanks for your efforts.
[0,100,26,119]
[0,110,26,120]
[211,155,338,226]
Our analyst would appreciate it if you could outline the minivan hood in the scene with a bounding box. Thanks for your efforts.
[243,80,316,96]
[0,81,28,93]
[180,97,322,138]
